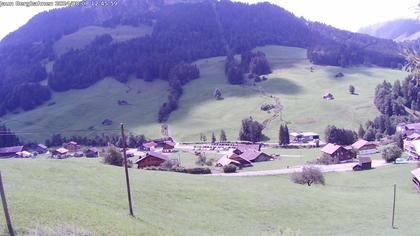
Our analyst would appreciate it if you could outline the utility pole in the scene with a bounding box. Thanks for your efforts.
[120,123,134,217]
[392,184,397,229]
[0,172,15,236]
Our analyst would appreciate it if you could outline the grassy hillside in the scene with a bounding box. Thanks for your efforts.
[53,25,152,56]
[2,45,408,142]
[1,158,420,235]
[168,46,408,141]
[2,78,168,141]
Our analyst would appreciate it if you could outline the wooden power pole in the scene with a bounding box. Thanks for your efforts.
[120,123,134,217]
[392,184,397,229]
[0,172,15,236]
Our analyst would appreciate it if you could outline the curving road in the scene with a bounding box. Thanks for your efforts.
[209,160,391,177]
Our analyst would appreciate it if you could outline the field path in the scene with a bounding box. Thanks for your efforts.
[209,160,390,177]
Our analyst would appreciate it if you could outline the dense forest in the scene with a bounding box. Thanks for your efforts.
[0,0,408,120]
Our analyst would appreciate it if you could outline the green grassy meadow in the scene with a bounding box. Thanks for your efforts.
[2,45,408,142]
[1,157,420,236]
[53,25,152,56]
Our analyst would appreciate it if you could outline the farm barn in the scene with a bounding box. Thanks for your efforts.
[84,148,99,158]
[216,155,241,167]
[36,144,48,154]
[321,143,355,162]
[64,141,80,152]
[162,141,175,153]
[142,141,157,151]
[351,139,378,156]
[353,156,372,171]
[135,152,168,168]
[0,146,24,157]
[239,149,272,162]
[228,153,253,167]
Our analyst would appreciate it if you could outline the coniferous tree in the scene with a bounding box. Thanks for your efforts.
[211,132,216,143]
[220,129,227,142]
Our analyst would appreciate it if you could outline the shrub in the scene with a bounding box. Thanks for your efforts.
[186,167,211,174]
[291,167,325,186]
[261,103,275,111]
[382,145,402,163]
[223,164,237,173]
[160,159,180,170]
[103,146,123,166]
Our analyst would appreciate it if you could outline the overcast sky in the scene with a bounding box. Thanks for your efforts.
[0,0,418,40]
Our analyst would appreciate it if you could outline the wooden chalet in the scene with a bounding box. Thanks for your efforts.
[0,146,24,157]
[84,148,99,158]
[239,149,272,163]
[216,155,241,167]
[142,141,157,151]
[228,153,253,167]
[36,144,48,154]
[353,156,372,171]
[162,141,175,153]
[233,144,261,155]
[411,168,420,191]
[53,147,69,156]
[135,151,168,168]
[64,141,80,152]
[405,140,420,160]
[351,139,378,156]
[321,143,355,162]
[397,122,420,136]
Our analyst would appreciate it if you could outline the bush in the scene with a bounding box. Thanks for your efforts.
[382,145,402,163]
[291,166,325,186]
[160,159,180,170]
[186,167,211,174]
[261,103,275,111]
[223,164,237,173]
[103,146,123,166]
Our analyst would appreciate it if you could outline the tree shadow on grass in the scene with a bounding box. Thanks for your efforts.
[262,77,303,95]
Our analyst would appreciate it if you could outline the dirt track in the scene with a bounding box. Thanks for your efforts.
[209,160,390,177]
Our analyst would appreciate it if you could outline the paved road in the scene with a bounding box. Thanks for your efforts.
[209,160,390,177]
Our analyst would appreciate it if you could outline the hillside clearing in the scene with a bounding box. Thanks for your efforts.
[53,25,153,56]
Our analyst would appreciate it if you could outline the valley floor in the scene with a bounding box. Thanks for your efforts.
[1,154,420,236]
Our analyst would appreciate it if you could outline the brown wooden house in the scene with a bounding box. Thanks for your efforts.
[228,153,253,167]
[351,139,378,156]
[321,143,355,162]
[135,152,168,168]
[353,156,372,171]
[162,141,175,153]
[84,148,99,158]
[0,146,24,157]
[239,149,272,162]
[36,144,48,154]
[142,141,157,151]
[53,147,69,156]
[64,141,80,152]
[216,155,241,167]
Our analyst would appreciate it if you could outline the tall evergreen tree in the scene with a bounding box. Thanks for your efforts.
[220,129,227,142]
[358,124,365,139]
[211,132,216,143]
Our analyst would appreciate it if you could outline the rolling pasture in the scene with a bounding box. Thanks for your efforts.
[2,46,408,142]
[1,157,419,236]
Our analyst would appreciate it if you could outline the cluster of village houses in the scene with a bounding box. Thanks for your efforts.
[398,122,420,190]
[2,123,420,188]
